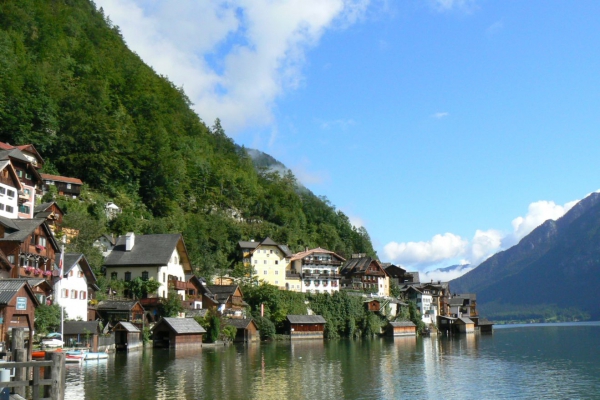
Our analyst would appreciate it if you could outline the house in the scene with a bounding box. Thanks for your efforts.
[286,315,326,340]
[365,299,381,312]
[0,218,60,281]
[0,161,23,219]
[96,300,145,328]
[104,202,121,220]
[401,286,436,325]
[449,293,478,323]
[339,254,390,297]
[53,254,98,322]
[0,280,40,354]
[388,321,417,337]
[112,321,142,351]
[224,318,260,342]
[0,142,44,219]
[93,234,116,257]
[199,285,246,318]
[152,317,206,348]
[103,232,192,300]
[40,173,83,199]
[181,275,203,310]
[286,247,344,294]
[402,281,451,320]
[33,202,64,236]
[63,321,102,351]
[383,264,419,286]
[455,317,475,334]
[238,238,292,289]
[478,318,494,334]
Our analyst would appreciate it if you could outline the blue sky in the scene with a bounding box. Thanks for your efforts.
[97,0,600,279]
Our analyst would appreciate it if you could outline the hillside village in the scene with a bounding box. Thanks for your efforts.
[0,141,488,354]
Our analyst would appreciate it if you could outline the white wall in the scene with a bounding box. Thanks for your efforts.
[0,182,18,218]
[54,263,89,321]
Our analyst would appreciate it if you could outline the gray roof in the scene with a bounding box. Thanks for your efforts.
[449,298,466,306]
[113,321,140,332]
[390,321,416,327]
[225,318,256,330]
[185,309,208,318]
[97,300,141,311]
[287,315,326,324]
[63,321,101,335]
[0,219,59,251]
[457,317,474,324]
[0,148,30,164]
[104,233,182,266]
[157,317,206,334]
[238,237,292,257]
[63,253,98,285]
[34,202,54,214]
[478,319,494,326]
[0,280,29,305]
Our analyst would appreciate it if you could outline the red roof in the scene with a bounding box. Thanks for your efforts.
[40,173,83,185]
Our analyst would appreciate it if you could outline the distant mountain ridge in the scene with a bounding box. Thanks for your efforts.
[451,192,600,320]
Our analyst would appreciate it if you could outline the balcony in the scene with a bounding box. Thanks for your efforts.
[168,280,187,291]
[286,272,301,279]
[302,259,342,266]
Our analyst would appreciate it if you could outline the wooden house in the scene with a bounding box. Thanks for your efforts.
[478,318,494,334]
[339,255,390,296]
[455,317,475,334]
[40,173,83,199]
[388,321,417,337]
[34,202,64,235]
[152,317,205,348]
[112,321,142,351]
[200,285,247,318]
[364,299,381,312]
[0,142,43,219]
[225,318,260,342]
[0,280,39,354]
[286,315,326,340]
[63,321,102,351]
[96,300,145,328]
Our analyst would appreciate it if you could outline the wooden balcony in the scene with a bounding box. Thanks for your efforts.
[302,259,342,266]
[168,280,187,291]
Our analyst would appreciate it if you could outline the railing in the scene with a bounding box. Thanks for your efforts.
[168,280,187,290]
[286,272,301,278]
[2,355,66,399]
[301,259,343,266]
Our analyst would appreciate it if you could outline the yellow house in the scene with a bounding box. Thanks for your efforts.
[238,238,292,289]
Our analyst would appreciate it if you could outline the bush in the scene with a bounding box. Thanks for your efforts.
[254,316,276,340]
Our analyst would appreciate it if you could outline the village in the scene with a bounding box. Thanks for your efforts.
[0,141,492,366]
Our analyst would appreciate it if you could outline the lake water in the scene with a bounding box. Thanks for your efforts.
[65,322,600,399]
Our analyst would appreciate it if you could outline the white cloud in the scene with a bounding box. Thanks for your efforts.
[421,266,475,283]
[383,196,583,277]
[96,0,370,135]
[429,0,477,12]
[431,111,449,119]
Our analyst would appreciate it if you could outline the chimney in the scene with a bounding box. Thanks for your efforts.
[125,232,135,251]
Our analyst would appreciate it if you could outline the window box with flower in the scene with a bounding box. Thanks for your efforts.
[35,245,45,252]
[25,266,34,274]
[43,270,52,277]
[33,269,42,275]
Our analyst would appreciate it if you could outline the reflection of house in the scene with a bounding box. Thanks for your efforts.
[151,317,205,348]
[388,321,416,337]
[200,285,246,318]
[340,255,390,297]
[104,232,192,299]
[0,280,39,354]
[0,218,60,281]
[53,254,98,322]
[40,173,83,199]
[112,321,142,352]
[286,247,344,294]
[286,315,326,340]
[34,202,64,235]
[96,300,145,328]
[224,318,259,342]
[63,321,102,351]
[238,238,292,289]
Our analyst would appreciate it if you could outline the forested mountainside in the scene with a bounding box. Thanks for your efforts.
[451,192,600,321]
[0,0,376,277]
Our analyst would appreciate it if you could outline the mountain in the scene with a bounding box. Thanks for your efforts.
[451,192,600,321]
[0,0,376,276]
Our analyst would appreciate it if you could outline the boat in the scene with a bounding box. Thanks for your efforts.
[65,354,83,364]
[83,352,109,360]
[32,348,63,359]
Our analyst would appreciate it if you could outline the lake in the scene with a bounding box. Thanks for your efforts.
[65,321,600,399]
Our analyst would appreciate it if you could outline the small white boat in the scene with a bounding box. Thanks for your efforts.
[83,352,109,360]
[65,354,83,364]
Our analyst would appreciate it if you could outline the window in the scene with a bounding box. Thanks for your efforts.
[111,272,118,280]
[264,260,267,264]
[125,272,132,282]
[25,173,31,180]
[0,204,4,211]
[66,183,71,189]
[62,289,68,298]
[38,237,46,247]
[275,270,279,275]
[254,260,258,264]
[19,205,29,214]
[7,190,14,198]
[270,250,273,254]
[163,272,166,282]
[0,187,4,195]
[142,271,149,280]
[275,260,279,265]
[78,271,84,278]
[71,290,78,299]
[24,189,30,196]
[69,270,73,277]
[263,270,267,275]
[80,292,87,300]
[17,171,22,178]
[6,206,13,213]
[7,255,14,264]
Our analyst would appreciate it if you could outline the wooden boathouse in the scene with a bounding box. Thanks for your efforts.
[286,315,326,339]
[152,317,205,348]
[388,321,417,337]
[113,321,142,351]
[224,318,260,342]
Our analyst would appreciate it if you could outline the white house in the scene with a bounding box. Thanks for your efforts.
[53,254,98,321]
[103,233,192,299]
[0,161,22,219]
[286,247,345,294]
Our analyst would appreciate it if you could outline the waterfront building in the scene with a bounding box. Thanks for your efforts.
[53,253,97,322]
[238,238,292,289]
[286,247,344,294]
[388,321,417,337]
[0,279,39,353]
[286,315,327,340]
[339,254,390,297]
[152,317,206,348]
[224,318,260,342]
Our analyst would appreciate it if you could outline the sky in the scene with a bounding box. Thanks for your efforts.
[96,0,600,280]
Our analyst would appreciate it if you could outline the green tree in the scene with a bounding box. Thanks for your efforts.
[34,304,62,336]
[254,316,276,340]
[159,290,184,317]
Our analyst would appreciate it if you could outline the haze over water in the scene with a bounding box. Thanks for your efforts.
[66,322,600,399]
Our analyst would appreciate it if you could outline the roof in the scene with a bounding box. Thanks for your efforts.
[104,233,190,270]
[238,237,292,257]
[390,321,416,327]
[63,253,97,285]
[34,202,64,215]
[202,285,244,304]
[184,309,208,318]
[340,257,387,277]
[287,315,326,324]
[290,247,346,262]
[113,321,140,332]
[0,280,39,306]
[225,318,257,330]
[449,298,466,306]
[478,319,494,326]
[457,317,474,324]
[96,300,142,311]
[40,173,83,185]
[156,317,206,334]
[0,219,60,251]
[63,321,101,335]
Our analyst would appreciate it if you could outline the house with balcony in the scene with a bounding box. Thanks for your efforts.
[339,254,390,297]
[199,284,247,318]
[401,285,436,325]
[40,173,83,199]
[448,293,478,324]
[0,218,59,282]
[0,142,44,219]
[53,253,98,322]
[104,232,192,301]
[286,247,345,294]
[34,202,64,236]
[0,161,22,220]
[238,238,292,289]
